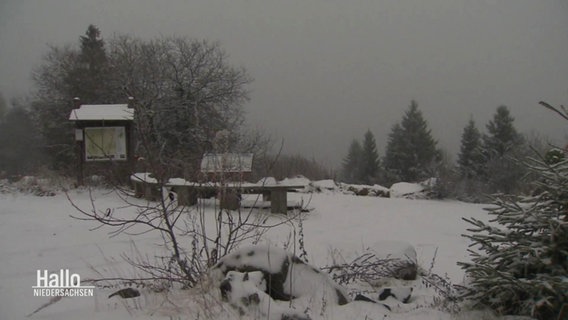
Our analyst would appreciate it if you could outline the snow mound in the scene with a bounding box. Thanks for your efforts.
[342,183,390,197]
[390,182,425,198]
[280,175,311,187]
[257,176,277,185]
[0,176,59,196]
[312,179,339,191]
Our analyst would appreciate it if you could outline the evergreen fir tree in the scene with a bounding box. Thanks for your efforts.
[383,123,405,183]
[0,106,43,175]
[342,139,364,183]
[459,152,568,319]
[65,24,111,103]
[384,100,439,183]
[482,105,527,193]
[361,130,381,184]
[483,105,523,158]
[458,118,484,179]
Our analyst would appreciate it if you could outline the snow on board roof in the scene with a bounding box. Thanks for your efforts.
[69,104,134,121]
[200,153,254,173]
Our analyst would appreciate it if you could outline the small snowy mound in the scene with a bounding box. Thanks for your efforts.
[1,176,58,196]
[257,176,277,185]
[342,183,390,197]
[281,175,312,193]
[389,182,426,199]
[311,179,341,193]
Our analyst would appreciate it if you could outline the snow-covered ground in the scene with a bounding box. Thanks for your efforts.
[0,183,498,320]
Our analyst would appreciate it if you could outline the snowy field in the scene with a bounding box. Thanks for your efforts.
[0,182,500,320]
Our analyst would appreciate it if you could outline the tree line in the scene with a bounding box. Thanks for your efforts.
[341,100,544,198]
[0,24,557,193]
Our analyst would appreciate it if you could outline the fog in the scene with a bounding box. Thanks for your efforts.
[1,0,567,167]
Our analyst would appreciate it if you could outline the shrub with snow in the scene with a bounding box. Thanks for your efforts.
[325,241,418,286]
[0,176,58,196]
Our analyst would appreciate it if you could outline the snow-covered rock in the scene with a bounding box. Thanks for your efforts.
[389,182,426,199]
[219,270,310,320]
[257,176,277,185]
[210,245,350,305]
[342,183,390,197]
[390,179,439,199]
[312,179,340,192]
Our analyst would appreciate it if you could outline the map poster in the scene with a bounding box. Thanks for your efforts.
[84,127,127,161]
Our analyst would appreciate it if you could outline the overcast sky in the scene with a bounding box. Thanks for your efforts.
[1,0,568,167]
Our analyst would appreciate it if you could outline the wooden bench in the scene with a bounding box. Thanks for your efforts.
[131,173,304,214]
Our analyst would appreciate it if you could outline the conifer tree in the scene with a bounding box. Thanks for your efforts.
[0,106,42,175]
[483,105,523,158]
[384,100,438,183]
[361,130,381,184]
[482,105,526,193]
[341,139,364,183]
[458,118,484,179]
[460,102,568,320]
[460,154,568,319]
[65,24,112,103]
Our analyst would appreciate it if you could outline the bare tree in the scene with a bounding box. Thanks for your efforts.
[108,36,254,177]
[69,147,299,289]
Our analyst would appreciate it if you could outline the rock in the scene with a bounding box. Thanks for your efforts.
[389,182,426,199]
[108,288,140,299]
[377,287,413,303]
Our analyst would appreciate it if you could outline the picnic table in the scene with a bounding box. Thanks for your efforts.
[130,173,305,214]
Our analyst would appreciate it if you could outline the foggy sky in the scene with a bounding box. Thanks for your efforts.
[1,0,568,168]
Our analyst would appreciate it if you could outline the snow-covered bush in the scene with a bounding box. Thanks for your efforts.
[459,155,568,319]
[0,175,63,196]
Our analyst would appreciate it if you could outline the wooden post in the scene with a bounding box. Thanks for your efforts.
[75,130,84,186]
[220,189,241,211]
[270,188,288,214]
[133,180,144,198]
[176,186,198,206]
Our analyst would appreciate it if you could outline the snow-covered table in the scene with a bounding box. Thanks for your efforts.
[130,173,305,214]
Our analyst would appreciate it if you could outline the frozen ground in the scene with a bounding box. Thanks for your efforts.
[0,183,501,319]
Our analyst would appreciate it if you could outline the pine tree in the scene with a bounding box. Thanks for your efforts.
[483,105,523,158]
[384,100,439,183]
[482,105,526,193]
[460,102,568,319]
[32,25,113,170]
[0,106,43,175]
[342,139,364,183]
[459,153,568,319]
[65,24,111,103]
[361,130,381,184]
[458,118,484,179]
